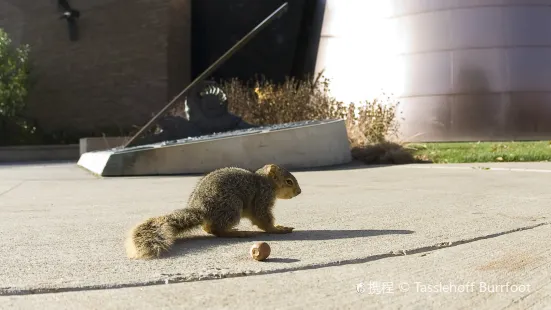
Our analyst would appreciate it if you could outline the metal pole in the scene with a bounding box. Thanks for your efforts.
[123,2,289,148]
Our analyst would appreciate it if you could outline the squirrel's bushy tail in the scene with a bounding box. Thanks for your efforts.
[125,208,204,259]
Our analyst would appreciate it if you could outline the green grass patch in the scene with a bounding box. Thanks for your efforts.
[407,141,551,164]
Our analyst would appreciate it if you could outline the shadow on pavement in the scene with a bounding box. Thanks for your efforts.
[168,229,415,259]
[262,229,415,241]
[263,258,302,263]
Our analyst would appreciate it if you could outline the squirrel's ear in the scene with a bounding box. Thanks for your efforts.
[266,164,278,177]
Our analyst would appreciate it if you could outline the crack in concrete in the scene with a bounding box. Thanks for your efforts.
[0,181,24,197]
[1,222,549,296]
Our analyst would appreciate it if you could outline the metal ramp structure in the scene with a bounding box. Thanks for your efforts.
[77,3,352,176]
[77,120,351,176]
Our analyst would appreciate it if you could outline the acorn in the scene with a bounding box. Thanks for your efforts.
[250,242,271,261]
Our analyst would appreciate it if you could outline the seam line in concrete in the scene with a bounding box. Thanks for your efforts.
[1,222,549,297]
[403,165,551,173]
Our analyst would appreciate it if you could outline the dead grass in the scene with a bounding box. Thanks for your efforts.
[350,141,429,165]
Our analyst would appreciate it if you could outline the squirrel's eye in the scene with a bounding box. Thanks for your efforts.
[285,179,294,186]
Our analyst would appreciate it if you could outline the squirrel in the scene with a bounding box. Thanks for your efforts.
[124,164,302,259]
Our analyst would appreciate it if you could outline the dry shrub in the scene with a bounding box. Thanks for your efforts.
[220,74,421,165]
[345,95,424,165]
[345,94,401,146]
[222,74,346,126]
[350,141,431,165]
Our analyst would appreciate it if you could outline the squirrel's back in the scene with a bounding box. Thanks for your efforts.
[187,167,273,209]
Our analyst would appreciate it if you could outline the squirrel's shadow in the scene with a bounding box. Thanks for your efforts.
[169,229,414,260]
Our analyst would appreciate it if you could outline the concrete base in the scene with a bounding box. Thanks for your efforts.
[0,144,79,163]
[77,119,352,176]
[79,137,129,155]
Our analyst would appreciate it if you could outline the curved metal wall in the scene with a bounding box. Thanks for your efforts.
[316,0,551,142]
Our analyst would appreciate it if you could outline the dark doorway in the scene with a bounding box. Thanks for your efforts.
[191,0,325,84]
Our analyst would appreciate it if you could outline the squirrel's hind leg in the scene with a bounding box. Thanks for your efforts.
[202,219,257,238]
[204,226,259,238]
[201,196,258,238]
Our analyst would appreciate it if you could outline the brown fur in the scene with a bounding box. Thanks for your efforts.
[125,164,302,259]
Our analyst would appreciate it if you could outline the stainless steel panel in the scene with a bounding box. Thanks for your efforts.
[452,48,507,93]
[316,0,551,141]
[450,7,505,49]
[508,48,551,91]
[401,52,452,97]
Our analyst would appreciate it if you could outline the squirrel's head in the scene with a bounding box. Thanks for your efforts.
[258,164,301,199]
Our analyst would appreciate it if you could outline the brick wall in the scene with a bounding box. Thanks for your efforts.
[0,0,191,135]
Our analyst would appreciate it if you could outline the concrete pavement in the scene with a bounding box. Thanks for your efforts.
[0,161,550,308]
[3,224,549,309]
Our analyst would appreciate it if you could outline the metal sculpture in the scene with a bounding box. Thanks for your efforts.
[123,2,289,148]
[131,81,255,146]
